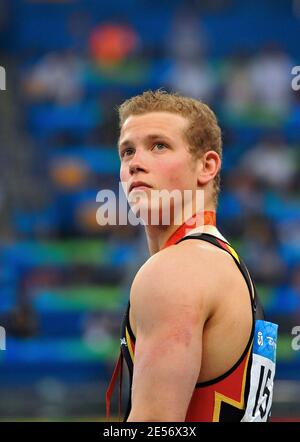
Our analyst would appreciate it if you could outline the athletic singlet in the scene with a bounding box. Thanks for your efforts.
[106,226,278,422]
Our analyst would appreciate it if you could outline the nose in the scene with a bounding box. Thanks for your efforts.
[128,150,148,175]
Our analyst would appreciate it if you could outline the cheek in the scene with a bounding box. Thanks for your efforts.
[162,159,192,189]
[120,164,129,183]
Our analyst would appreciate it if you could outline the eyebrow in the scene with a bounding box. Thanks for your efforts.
[118,134,173,152]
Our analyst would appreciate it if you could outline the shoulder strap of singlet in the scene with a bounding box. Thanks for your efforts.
[105,350,123,421]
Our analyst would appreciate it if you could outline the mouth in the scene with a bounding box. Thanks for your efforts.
[129,182,152,193]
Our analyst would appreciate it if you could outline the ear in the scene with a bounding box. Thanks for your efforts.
[196,150,221,186]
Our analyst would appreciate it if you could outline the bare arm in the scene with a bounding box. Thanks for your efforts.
[127,246,213,422]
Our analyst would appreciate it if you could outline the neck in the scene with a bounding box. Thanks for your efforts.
[145,209,217,256]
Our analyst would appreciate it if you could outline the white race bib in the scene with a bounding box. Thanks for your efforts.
[242,320,278,422]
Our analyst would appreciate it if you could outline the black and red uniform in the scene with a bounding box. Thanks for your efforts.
[106,216,278,422]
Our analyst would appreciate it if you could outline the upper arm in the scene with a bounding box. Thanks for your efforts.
[128,246,213,422]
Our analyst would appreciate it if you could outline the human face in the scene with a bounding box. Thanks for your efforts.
[119,112,201,225]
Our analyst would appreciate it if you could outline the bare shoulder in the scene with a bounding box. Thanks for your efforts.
[176,236,243,283]
[133,237,239,294]
[174,237,248,303]
[130,238,237,327]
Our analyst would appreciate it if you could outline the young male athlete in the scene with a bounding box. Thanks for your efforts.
[106,90,278,422]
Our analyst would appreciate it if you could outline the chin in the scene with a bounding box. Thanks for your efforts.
[131,200,178,227]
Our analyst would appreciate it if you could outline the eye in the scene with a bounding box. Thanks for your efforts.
[120,147,135,159]
[153,143,167,151]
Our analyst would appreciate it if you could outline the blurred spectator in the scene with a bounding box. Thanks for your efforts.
[50,158,89,190]
[241,134,298,191]
[222,50,254,119]
[165,7,216,101]
[89,22,139,66]
[167,6,208,60]
[82,312,119,348]
[23,50,84,104]
[166,56,216,102]
[249,44,293,117]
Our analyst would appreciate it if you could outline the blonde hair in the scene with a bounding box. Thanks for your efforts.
[118,90,222,206]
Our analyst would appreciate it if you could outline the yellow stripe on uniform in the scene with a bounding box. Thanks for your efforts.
[125,327,134,362]
[226,244,240,264]
[212,343,252,422]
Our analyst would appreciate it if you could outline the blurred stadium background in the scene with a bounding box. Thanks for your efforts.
[0,0,300,422]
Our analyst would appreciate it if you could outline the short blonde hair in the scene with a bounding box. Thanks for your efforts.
[118,90,222,206]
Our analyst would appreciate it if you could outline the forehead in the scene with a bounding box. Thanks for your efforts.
[119,112,189,145]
